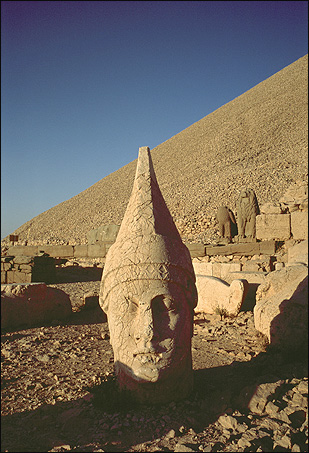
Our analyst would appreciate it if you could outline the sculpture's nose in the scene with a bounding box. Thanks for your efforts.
[134,306,154,347]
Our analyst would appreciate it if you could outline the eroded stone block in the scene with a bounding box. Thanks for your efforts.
[256,214,291,241]
[7,246,39,256]
[195,275,248,316]
[287,240,308,265]
[1,283,72,329]
[74,245,88,258]
[87,244,106,258]
[291,211,308,240]
[254,265,308,351]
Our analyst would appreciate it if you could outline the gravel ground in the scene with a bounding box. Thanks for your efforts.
[1,281,308,453]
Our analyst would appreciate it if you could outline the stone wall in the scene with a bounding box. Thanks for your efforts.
[256,182,308,241]
[4,243,115,259]
[186,240,277,258]
[256,211,308,241]
[1,254,56,284]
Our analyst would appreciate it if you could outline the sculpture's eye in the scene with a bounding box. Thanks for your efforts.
[152,295,177,314]
[125,295,139,314]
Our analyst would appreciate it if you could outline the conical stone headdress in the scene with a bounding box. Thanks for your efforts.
[100,146,198,312]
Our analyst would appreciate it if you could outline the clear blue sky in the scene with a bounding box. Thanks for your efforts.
[1,1,308,240]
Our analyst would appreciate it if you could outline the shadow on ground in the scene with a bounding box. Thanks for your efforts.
[54,266,103,283]
[1,345,307,452]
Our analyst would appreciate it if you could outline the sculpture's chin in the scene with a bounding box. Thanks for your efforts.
[133,365,161,383]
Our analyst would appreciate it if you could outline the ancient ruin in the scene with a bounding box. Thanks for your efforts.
[236,188,260,240]
[216,206,237,242]
[99,147,197,404]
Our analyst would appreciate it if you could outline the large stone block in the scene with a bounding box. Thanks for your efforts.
[88,244,106,258]
[193,262,213,276]
[225,271,269,311]
[254,265,308,351]
[212,262,222,279]
[40,246,74,258]
[220,262,242,280]
[291,211,308,240]
[186,243,206,257]
[259,240,276,255]
[1,283,72,329]
[7,246,39,256]
[225,271,268,285]
[205,244,232,255]
[287,240,308,266]
[260,202,283,214]
[195,275,248,316]
[6,270,15,283]
[74,245,89,258]
[256,214,291,241]
[13,256,34,264]
[206,242,261,256]
[19,264,32,272]
[16,272,32,283]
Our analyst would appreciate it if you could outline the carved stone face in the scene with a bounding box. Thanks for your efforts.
[106,278,192,384]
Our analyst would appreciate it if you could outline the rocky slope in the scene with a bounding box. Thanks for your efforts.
[2,54,308,245]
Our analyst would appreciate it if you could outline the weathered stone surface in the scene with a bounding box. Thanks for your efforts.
[236,188,260,239]
[193,261,242,280]
[87,224,120,245]
[247,381,284,414]
[7,246,39,256]
[16,272,32,283]
[291,211,308,240]
[6,271,16,284]
[254,265,308,350]
[87,244,106,258]
[194,275,248,316]
[242,256,273,273]
[287,240,308,266]
[99,147,197,404]
[260,202,283,214]
[220,262,242,280]
[192,261,213,277]
[13,256,33,264]
[217,414,239,431]
[40,245,74,258]
[225,271,268,285]
[74,245,89,258]
[256,213,291,240]
[205,241,276,256]
[185,243,206,257]
[1,283,72,329]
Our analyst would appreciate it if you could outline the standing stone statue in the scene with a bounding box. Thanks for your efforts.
[99,146,197,405]
[236,188,260,239]
[216,206,236,242]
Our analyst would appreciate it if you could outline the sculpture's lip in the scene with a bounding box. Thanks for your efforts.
[132,349,173,364]
[132,348,172,356]
[133,351,162,358]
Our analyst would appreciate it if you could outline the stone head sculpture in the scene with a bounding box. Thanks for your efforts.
[99,146,197,404]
